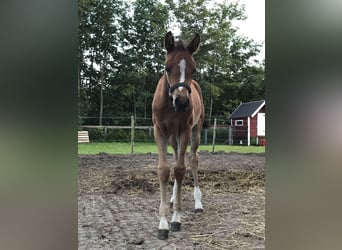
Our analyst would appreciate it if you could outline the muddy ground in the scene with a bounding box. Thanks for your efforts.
[78,151,265,249]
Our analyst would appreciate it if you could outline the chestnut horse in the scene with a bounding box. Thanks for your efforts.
[152,31,205,240]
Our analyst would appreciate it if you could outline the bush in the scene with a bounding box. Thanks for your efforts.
[83,126,236,144]
[87,128,105,142]
[104,129,130,142]
[134,129,152,141]
[200,127,228,145]
[83,127,154,142]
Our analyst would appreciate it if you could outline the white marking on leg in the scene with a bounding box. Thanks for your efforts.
[159,216,169,230]
[170,180,177,204]
[171,210,181,223]
[194,186,203,210]
[178,59,186,82]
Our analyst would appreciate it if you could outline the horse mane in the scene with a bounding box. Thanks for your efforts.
[174,39,187,50]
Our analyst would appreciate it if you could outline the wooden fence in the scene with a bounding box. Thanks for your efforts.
[79,116,226,153]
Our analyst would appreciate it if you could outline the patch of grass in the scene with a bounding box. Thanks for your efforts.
[78,142,265,155]
[201,145,265,154]
[78,142,156,154]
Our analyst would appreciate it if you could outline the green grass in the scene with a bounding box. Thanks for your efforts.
[78,142,265,155]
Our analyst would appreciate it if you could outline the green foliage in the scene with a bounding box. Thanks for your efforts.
[87,128,106,142]
[78,0,265,124]
[84,128,154,142]
[201,127,229,145]
[170,0,264,118]
[104,129,130,142]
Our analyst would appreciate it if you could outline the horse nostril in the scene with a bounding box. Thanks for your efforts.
[185,98,189,106]
[175,97,185,105]
[174,96,189,112]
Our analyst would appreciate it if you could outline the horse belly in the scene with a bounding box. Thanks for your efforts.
[190,98,203,128]
[191,110,201,128]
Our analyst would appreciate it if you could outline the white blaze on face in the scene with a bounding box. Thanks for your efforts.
[178,59,186,91]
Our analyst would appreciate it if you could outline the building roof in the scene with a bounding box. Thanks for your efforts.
[230,100,265,119]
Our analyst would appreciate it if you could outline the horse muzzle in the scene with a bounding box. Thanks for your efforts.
[168,82,191,112]
[174,95,189,112]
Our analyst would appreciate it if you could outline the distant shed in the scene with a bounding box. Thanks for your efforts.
[229,100,265,146]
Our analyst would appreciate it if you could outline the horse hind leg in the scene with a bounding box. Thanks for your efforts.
[190,124,204,213]
[169,135,178,209]
[170,167,184,232]
[170,130,189,232]
[169,134,178,162]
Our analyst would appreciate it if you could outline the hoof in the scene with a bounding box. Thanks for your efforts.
[194,208,204,214]
[158,229,169,240]
[170,222,181,231]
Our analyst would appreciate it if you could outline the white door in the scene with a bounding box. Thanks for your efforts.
[257,113,265,136]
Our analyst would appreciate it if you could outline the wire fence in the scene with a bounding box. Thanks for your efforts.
[78,116,265,152]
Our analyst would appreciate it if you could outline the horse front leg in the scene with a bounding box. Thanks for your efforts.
[170,128,190,232]
[154,126,170,240]
[190,124,204,213]
[169,135,178,208]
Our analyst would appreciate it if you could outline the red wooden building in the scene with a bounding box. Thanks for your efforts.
[229,100,265,146]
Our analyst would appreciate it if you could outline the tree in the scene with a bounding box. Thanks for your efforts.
[78,0,265,126]
[125,0,170,119]
[78,0,128,125]
[169,0,264,120]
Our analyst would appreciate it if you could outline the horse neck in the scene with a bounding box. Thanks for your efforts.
[163,74,169,97]
[159,74,172,107]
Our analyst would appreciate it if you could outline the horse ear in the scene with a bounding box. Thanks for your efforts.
[164,31,174,53]
[187,33,200,54]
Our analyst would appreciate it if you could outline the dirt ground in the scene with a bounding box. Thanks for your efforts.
[78,151,265,249]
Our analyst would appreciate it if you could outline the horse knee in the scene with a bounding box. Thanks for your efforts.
[158,165,170,183]
[189,153,198,169]
[174,166,186,182]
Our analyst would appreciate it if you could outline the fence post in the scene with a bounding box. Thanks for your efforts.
[204,128,208,145]
[247,116,250,146]
[228,125,232,145]
[131,115,135,154]
[212,118,217,152]
[149,127,152,137]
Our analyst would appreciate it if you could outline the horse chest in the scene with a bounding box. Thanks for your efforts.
[154,113,191,134]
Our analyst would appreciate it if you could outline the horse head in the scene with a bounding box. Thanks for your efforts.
[164,31,200,112]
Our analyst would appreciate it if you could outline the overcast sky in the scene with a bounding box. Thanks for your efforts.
[234,0,265,62]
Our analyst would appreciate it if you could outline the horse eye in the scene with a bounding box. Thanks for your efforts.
[165,67,171,73]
